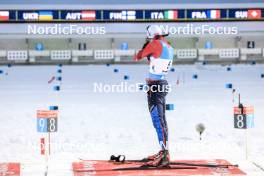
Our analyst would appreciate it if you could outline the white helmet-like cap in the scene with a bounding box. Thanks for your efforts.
[146,25,168,39]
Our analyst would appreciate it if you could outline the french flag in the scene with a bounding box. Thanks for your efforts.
[0,11,9,20]
[208,10,221,19]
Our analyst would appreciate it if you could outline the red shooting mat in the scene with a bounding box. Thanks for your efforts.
[72,159,246,176]
[0,163,20,176]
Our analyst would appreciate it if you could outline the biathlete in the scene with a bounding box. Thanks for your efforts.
[134,25,174,167]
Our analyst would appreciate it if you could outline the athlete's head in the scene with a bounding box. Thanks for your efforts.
[146,25,169,39]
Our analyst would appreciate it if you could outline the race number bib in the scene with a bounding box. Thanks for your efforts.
[149,58,172,75]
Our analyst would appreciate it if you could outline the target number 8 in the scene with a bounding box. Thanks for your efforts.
[234,114,246,129]
[48,118,57,132]
[237,115,244,128]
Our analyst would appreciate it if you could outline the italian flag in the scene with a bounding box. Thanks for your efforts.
[164,10,178,19]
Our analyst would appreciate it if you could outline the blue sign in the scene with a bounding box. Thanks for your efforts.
[37,118,48,132]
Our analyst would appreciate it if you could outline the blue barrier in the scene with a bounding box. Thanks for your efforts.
[124,75,130,80]
[121,42,128,50]
[53,86,60,91]
[56,76,62,81]
[35,43,44,51]
[170,68,175,72]
[205,41,213,49]
[166,104,174,110]
[192,74,198,79]
[226,83,233,89]
[49,106,59,110]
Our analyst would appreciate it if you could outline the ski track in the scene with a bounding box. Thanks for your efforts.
[0,64,264,175]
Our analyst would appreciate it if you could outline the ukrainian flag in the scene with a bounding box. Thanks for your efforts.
[39,11,53,21]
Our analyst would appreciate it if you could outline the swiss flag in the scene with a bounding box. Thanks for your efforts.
[82,11,96,20]
[248,9,261,19]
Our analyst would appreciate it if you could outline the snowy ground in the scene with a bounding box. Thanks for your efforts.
[0,63,264,175]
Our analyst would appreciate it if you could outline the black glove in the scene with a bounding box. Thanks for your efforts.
[142,41,150,49]
[141,39,151,61]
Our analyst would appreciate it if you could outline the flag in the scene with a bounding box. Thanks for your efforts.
[248,9,261,19]
[48,76,55,84]
[40,138,46,155]
[176,78,180,85]
[121,11,136,20]
[39,11,53,21]
[82,11,96,20]
[126,11,136,20]
[209,10,221,19]
[164,10,178,19]
[0,11,9,20]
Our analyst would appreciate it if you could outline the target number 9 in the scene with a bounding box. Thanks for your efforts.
[37,118,48,132]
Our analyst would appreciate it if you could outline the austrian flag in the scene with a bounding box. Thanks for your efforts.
[82,11,96,20]
[0,11,9,20]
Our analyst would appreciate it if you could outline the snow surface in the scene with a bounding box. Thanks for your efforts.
[0,64,264,175]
